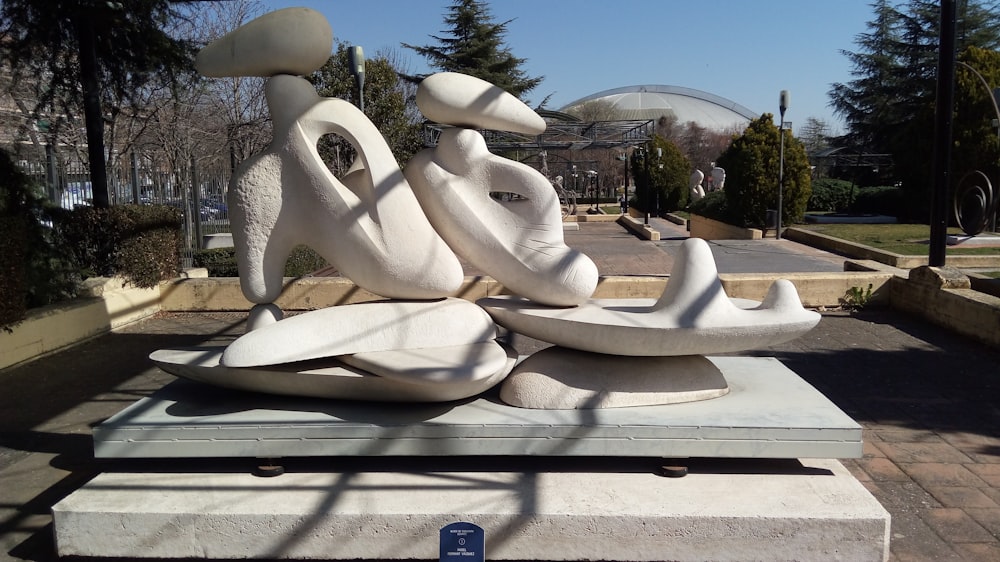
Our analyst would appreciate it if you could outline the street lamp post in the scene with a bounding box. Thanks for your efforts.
[777,90,790,240]
[348,45,365,113]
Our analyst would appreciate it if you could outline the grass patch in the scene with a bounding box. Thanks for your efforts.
[797,223,1000,256]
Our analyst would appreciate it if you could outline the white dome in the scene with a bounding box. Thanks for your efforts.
[561,85,757,131]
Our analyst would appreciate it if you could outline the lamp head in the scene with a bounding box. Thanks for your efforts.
[779,90,790,113]
[349,45,365,76]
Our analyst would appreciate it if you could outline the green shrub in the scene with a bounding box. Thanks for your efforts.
[630,136,691,214]
[716,114,811,229]
[808,178,855,212]
[193,244,329,277]
[688,190,732,223]
[193,247,239,277]
[0,215,27,327]
[853,186,902,216]
[51,204,183,288]
[0,150,79,326]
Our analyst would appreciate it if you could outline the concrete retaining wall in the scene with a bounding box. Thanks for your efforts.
[0,278,161,371]
[689,214,762,240]
[890,266,1000,348]
[616,215,660,240]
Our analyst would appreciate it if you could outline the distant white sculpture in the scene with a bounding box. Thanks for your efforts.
[405,72,598,307]
[710,164,726,192]
[689,169,706,202]
[196,9,463,307]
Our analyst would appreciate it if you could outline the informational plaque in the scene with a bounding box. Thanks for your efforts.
[439,521,485,561]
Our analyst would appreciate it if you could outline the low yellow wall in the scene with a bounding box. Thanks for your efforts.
[616,215,660,240]
[890,266,1000,348]
[689,215,762,240]
[0,278,161,371]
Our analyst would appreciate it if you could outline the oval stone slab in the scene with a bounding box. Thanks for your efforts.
[416,72,546,134]
[340,342,514,385]
[195,8,333,77]
[151,347,508,403]
[500,348,729,409]
[222,298,498,368]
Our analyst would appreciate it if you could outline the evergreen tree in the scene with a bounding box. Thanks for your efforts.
[402,0,543,100]
[828,0,907,153]
[0,0,196,208]
[953,46,1000,205]
[829,0,1000,219]
[630,136,691,214]
[716,114,811,230]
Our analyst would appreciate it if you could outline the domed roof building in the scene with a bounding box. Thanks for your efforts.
[560,85,757,132]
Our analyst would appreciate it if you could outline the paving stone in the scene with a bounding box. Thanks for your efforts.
[966,507,1000,538]
[920,507,995,543]
[887,510,962,562]
[966,464,1000,488]
[865,481,941,510]
[899,463,989,488]
[875,442,975,464]
[858,457,912,482]
[875,428,946,443]
[927,486,999,509]
[952,542,1000,561]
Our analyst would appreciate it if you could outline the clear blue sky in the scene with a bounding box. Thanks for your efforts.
[262,0,878,135]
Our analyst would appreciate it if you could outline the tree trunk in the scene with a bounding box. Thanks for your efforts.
[75,16,110,208]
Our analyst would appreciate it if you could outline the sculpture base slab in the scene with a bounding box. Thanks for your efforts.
[52,459,890,560]
[94,357,861,460]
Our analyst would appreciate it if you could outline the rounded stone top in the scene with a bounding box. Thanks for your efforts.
[416,72,546,135]
[195,7,333,78]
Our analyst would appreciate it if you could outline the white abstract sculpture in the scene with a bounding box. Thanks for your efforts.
[711,164,726,192]
[197,9,463,306]
[690,169,706,202]
[405,73,598,306]
[150,8,821,410]
[479,237,820,357]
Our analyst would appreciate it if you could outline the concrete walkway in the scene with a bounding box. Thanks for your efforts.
[1,221,998,561]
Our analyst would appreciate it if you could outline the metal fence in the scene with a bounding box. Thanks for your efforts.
[18,151,233,266]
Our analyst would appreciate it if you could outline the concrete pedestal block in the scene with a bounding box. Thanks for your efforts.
[53,459,889,561]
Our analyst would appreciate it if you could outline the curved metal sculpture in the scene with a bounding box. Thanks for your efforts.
[953,170,998,236]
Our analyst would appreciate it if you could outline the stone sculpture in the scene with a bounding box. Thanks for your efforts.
[711,164,726,192]
[405,73,598,307]
[689,169,706,201]
[196,8,463,314]
[151,7,820,409]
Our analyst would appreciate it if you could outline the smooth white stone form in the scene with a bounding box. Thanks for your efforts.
[221,298,497,367]
[406,127,598,306]
[340,342,512,385]
[151,346,512,402]
[228,75,463,304]
[246,303,283,331]
[478,238,820,356]
[195,8,333,77]
[500,348,729,409]
[416,72,546,134]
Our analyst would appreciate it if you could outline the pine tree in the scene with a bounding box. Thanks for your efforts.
[829,0,1000,219]
[402,0,543,100]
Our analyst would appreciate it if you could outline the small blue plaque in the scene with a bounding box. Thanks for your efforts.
[439,521,485,562]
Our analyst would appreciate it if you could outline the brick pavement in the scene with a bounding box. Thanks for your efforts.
[0,220,998,561]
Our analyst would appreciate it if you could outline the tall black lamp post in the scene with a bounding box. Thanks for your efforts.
[348,45,365,113]
[777,90,790,240]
